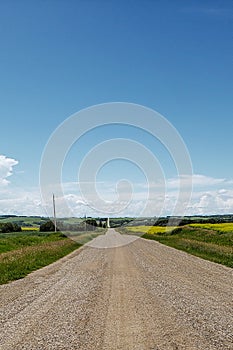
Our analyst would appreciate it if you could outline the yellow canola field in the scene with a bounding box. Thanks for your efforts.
[126,226,177,234]
[21,227,40,231]
[189,223,233,232]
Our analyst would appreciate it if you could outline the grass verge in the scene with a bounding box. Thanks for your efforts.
[0,232,81,285]
[120,225,233,268]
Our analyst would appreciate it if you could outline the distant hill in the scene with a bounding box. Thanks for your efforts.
[0,216,49,227]
[0,214,233,228]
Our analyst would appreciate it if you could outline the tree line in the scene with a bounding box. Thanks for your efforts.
[0,223,22,233]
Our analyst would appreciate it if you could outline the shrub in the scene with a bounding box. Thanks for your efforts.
[0,222,22,233]
[39,220,56,232]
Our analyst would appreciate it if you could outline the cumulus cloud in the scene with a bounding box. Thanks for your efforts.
[0,187,44,216]
[0,155,18,186]
[53,175,233,217]
[1,172,233,217]
[187,189,233,216]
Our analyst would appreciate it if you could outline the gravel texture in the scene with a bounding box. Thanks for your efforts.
[0,229,232,349]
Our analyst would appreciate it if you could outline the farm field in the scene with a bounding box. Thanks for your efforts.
[189,222,233,232]
[125,225,176,234]
[0,216,48,227]
[120,223,233,267]
[21,226,39,231]
[0,216,85,229]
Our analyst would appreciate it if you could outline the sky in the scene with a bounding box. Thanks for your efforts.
[0,0,233,217]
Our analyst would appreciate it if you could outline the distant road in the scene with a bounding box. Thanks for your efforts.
[0,229,232,349]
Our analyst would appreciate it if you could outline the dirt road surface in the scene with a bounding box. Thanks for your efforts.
[0,229,232,349]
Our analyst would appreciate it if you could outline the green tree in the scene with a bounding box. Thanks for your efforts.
[0,222,22,233]
[39,220,56,232]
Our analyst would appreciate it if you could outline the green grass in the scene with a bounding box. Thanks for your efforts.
[0,229,107,285]
[0,216,48,227]
[121,225,233,268]
[0,232,81,284]
[59,217,83,224]
[0,231,67,253]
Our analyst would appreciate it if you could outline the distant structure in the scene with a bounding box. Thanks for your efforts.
[107,217,110,228]
[52,194,57,232]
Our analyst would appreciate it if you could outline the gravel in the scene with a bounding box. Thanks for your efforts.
[0,229,232,349]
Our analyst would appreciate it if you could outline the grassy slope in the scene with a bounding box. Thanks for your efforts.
[0,232,80,285]
[0,228,107,285]
[120,225,233,268]
[0,216,47,226]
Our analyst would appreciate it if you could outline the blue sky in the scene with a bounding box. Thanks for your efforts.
[0,0,232,217]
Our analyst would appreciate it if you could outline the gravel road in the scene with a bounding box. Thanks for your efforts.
[0,229,232,349]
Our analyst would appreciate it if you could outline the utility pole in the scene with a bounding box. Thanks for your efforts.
[53,194,57,232]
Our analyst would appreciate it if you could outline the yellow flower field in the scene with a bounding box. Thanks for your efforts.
[126,226,177,234]
[189,223,233,233]
[21,227,39,231]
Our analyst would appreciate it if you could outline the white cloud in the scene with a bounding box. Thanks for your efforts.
[167,174,227,189]
[59,175,233,217]
[0,155,18,186]
[133,174,232,192]
[1,173,233,217]
[0,189,44,216]
[185,191,231,216]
